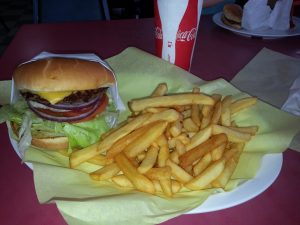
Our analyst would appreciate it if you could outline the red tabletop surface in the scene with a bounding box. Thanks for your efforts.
[0,16,300,225]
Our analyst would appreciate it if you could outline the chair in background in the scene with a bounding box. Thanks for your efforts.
[33,0,110,23]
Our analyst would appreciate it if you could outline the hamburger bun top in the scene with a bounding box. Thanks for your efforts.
[13,58,115,92]
[223,4,243,23]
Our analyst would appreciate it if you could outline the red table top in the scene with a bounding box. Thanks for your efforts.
[0,16,300,225]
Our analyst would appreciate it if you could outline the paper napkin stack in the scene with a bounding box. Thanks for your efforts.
[242,0,293,30]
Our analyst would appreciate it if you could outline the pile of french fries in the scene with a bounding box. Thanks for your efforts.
[69,83,258,197]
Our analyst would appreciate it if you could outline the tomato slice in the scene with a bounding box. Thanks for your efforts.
[72,95,109,123]
[37,104,95,117]
[35,94,109,123]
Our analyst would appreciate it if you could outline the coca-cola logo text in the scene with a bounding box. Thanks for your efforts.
[155,26,163,39]
[176,28,197,42]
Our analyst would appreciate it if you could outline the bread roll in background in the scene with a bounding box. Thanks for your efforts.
[222,3,243,29]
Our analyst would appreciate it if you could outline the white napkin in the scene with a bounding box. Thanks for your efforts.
[242,0,271,30]
[282,76,300,116]
[242,0,293,31]
[269,0,293,30]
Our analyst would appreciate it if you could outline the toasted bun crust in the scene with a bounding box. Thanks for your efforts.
[31,136,69,150]
[223,4,242,23]
[13,58,115,92]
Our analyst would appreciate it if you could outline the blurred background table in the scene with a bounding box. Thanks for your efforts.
[0,16,300,225]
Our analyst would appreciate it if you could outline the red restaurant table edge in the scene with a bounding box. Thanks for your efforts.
[0,16,299,225]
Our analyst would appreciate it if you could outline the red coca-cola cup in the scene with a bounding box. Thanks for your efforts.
[154,0,203,71]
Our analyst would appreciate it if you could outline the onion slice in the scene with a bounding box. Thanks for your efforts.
[28,97,103,122]
[28,101,71,112]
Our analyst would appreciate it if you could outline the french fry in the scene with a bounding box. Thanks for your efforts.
[157,135,170,167]
[230,97,257,115]
[182,109,192,119]
[143,109,180,126]
[170,180,182,193]
[124,121,168,158]
[168,138,176,149]
[137,145,159,174]
[160,179,173,197]
[166,159,193,183]
[220,95,232,126]
[170,151,180,164]
[186,125,212,151]
[70,143,98,169]
[183,118,199,132]
[136,152,146,162]
[212,94,222,102]
[145,107,168,113]
[212,125,251,143]
[145,167,171,180]
[202,105,212,118]
[201,94,222,117]
[210,101,222,125]
[115,152,155,194]
[172,105,186,112]
[211,142,226,161]
[156,133,168,146]
[175,139,186,156]
[221,95,232,109]
[106,123,153,159]
[187,132,196,138]
[98,113,152,152]
[230,142,245,152]
[211,156,238,188]
[193,152,212,176]
[129,93,215,112]
[191,87,201,126]
[200,114,211,129]
[185,158,225,190]
[90,163,120,181]
[87,154,114,166]
[169,120,182,137]
[179,134,227,169]
[152,179,182,194]
[184,165,193,175]
[128,157,140,167]
[111,175,134,188]
[145,167,173,196]
[221,108,231,126]
[176,133,190,145]
[151,83,168,97]
[100,120,127,139]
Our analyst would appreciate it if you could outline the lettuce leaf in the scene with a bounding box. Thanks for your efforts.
[63,116,108,149]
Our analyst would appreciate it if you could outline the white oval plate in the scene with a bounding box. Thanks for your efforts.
[213,12,300,39]
[9,130,283,214]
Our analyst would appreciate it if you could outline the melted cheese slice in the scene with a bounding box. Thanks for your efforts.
[36,91,73,104]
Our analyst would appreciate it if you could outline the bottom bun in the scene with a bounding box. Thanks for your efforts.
[11,122,69,151]
[31,136,69,150]
[221,14,242,29]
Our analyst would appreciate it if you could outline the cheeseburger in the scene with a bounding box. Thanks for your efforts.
[2,57,120,152]
[222,4,243,29]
